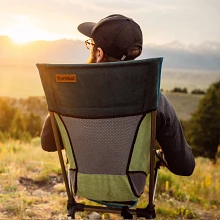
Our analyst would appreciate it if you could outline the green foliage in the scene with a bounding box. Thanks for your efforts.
[4,185,17,192]
[154,157,220,219]
[157,171,173,193]
[0,98,17,132]
[191,88,206,95]
[156,207,172,218]
[171,87,188,93]
[0,139,219,219]
[0,97,42,142]
[174,206,197,219]
[187,80,220,160]
[157,205,197,219]
[26,113,42,137]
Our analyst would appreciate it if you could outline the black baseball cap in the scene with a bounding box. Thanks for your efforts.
[78,14,143,60]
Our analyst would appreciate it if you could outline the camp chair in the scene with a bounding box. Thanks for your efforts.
[37,57,163,219]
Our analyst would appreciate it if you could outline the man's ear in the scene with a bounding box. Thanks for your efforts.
[95,47,104,62]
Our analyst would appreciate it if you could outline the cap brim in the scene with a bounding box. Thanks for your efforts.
[77,22,96,37]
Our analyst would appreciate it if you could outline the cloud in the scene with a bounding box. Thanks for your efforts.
[66,0,179,14]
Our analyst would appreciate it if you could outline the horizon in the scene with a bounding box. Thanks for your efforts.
[1,34,220,55]
[1,34,220,48]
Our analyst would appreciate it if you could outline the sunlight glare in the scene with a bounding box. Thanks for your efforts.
[7,14,64,44]
[9,27,64,44]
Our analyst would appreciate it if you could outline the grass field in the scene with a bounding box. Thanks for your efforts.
[0,139,219,219]
[164,92,203,120]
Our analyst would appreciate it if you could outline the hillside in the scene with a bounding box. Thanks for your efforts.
[0,92,203,122]
[163,92,203,120]
[0,62,219,99]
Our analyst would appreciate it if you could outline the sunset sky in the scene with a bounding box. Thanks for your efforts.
[0,0,219,45]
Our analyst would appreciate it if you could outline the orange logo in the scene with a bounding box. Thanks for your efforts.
[56,74,77,82]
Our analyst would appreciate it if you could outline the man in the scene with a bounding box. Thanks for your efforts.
[41,14,195,176]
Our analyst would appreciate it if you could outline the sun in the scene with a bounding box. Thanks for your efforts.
[7,14,61,44]
[9,27,40,44]
[9,27,58,44]
[6,15,36,43]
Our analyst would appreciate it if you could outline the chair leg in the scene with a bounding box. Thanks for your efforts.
[121,206,133,219]
[67,199,76,219]
[136,204,156,219]
[67,207,75,219]
[67,199,86,219]
[145,204,156,219]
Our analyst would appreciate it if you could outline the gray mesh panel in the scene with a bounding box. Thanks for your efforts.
[61,115,143,175]
[129,173,147,196]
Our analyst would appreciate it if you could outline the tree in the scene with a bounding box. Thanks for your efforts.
[0,98,17,132]
[26,113,42,137]
[188,80,220,161]
[191,88,206,95]
[9,110,26,140]
[0,97,43,142]
[171,87,188,93]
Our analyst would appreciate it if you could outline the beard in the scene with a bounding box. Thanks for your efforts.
[87,55,96,63]
[87,48,97,63]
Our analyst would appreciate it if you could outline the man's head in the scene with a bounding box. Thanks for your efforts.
[78,14,143,63]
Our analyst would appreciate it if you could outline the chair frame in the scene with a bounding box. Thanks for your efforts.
[49,110,161,219]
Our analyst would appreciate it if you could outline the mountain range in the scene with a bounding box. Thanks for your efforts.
[1,35,220,70]
[0,36,219,98]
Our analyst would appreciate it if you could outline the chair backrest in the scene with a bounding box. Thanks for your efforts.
[37,58,163,204]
